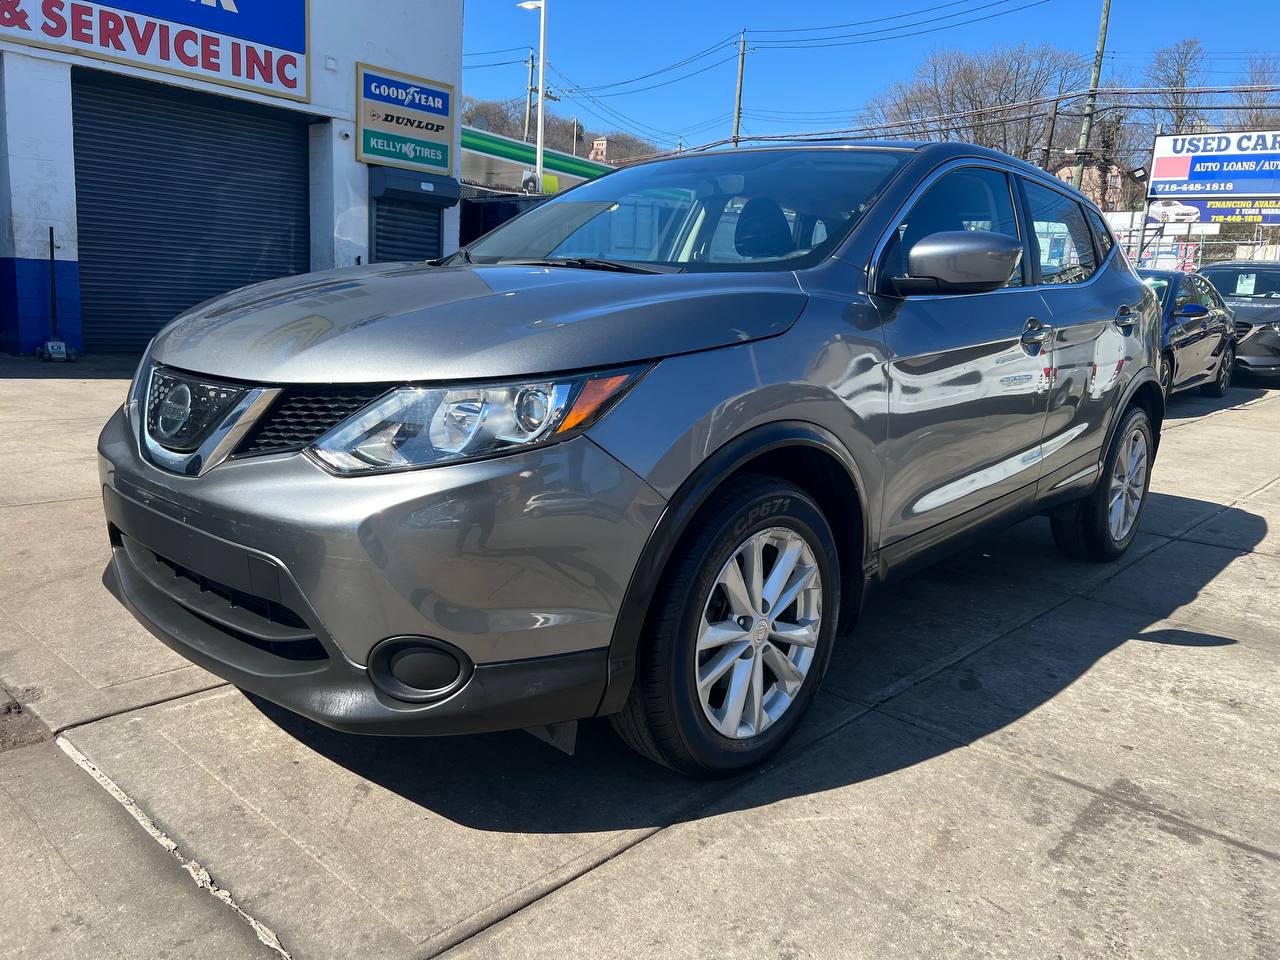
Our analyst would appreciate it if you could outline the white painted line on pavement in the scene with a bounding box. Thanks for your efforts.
[56,735,291,959]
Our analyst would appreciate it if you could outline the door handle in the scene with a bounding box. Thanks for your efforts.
[1114,305,1137,333]
[1021,318,1053,352]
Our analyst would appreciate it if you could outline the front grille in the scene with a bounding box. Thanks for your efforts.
[234,384,391,456]
[1235,320,1254,339]
[118,532,329,663]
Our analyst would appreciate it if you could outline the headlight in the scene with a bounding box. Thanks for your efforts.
[309,366,648,475]
[123,341,155,424]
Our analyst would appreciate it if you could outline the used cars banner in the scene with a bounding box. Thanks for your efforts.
[356,63,455,177]
[0,0,309,100]
[1148,130,1280,198]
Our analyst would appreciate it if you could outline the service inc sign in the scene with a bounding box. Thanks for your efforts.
[1149,130,1280,198]
[357,63,455,177]
[0,0,309,101]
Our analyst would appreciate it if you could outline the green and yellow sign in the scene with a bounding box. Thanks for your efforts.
[356,63,455,176]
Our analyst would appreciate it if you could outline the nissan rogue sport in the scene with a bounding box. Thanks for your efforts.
[99,141,1163,777]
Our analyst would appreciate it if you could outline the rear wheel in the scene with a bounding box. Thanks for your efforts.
[1051,405,1153,562]
[1200,343,1234,397]
[1160,351,1174,401]
[611,475,838,778]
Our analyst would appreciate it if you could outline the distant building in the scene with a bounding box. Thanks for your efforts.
[589,137,610,163]
[1054,163,1138,210]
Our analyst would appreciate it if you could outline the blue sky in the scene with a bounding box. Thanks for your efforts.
[460,0,1274,148]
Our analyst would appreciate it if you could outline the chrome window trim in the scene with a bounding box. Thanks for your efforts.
[139,365,280,478]
[868,157,1118,302]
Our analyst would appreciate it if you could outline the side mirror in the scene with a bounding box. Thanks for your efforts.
[888,230,1023,296]
[1176,302,1209,319]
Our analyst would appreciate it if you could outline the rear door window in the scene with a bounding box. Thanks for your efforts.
[1022,180,1098,284]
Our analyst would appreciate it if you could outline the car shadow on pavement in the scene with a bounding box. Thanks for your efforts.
[1164,384,1268,417]
[246,491,1265,834]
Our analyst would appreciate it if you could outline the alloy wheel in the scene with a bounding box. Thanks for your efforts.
[1107,428,1149,542]
[695,526,822,740]
[1219,347,1234,391]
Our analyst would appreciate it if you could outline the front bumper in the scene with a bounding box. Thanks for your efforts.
[97,407,666,735]
[1235,325,1280,375]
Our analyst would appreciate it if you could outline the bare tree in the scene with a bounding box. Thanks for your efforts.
[1230,54,1280,130]
[862,44,1091,163]
[1145,39,1209,134]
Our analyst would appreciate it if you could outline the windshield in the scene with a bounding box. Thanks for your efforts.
[1201,267,1280,299]
[1142,276,1172,306]
[465,148,909,272]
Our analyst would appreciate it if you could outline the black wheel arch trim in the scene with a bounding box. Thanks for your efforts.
[1106,365,1164,457]
[594,420,871,717]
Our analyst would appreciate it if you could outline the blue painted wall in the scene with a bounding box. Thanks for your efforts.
[0,257,83,355]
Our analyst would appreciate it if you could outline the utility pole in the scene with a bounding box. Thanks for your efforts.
[731,29,746,147]
[522,48,535,142]
[1072,0,1112,190]
[571,115,578,156]
[1039,97,1059,171]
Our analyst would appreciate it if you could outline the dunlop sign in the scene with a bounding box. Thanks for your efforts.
[357,63,455,177]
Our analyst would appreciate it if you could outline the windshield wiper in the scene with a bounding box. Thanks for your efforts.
[499,257,680,274]
[428,248,474,266]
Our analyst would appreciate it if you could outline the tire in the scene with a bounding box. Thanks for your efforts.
[1050,405,1153,562]
[611,474,839,778]
[1200,343,1235,398]
[1160,351,1174,402]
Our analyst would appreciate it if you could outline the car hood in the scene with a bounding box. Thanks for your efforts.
[1225,299,1280,324]
[149,262,807,383]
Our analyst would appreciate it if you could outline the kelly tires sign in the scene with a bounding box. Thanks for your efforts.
[357,63,455,177]
[0,0,309,100]
[1148,130,1280,198]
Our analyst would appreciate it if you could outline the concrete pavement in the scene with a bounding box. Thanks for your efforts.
[0,355,1276,958]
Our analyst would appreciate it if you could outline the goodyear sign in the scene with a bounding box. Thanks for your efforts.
[0,0,309,101]
[357,63,455,176]
[1149,130,1280,198]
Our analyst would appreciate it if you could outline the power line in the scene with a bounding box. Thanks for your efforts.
[463,58,527,70]
[751,0,1030,45]
[751,0,1052,49]
[566,32,740,94]
[463,45,529,57]
[749,0,993,34]
[576,54,740,99]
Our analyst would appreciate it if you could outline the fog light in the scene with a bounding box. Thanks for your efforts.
[368,637,472,703]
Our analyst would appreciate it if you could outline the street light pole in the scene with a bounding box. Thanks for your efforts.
[1072,0,1112,190]
[535,0,547,190]
[517,0,548,190]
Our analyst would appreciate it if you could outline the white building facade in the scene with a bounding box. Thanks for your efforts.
[0,0,464,354]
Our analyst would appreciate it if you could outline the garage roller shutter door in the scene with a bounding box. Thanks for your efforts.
[371,196,443,263]
[72,69,311,353]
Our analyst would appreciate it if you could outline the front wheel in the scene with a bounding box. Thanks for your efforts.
[1200,343,1235,398]
[1051,405,1153,562]
[611,475,839,778]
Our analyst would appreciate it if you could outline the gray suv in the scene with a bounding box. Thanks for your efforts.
[98,142,1162,777]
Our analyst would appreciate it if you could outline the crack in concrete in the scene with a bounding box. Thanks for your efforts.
[55,736,292,960]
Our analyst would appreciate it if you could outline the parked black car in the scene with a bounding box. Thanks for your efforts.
[1198,261,1280,378]
[1138,269,1235,399]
